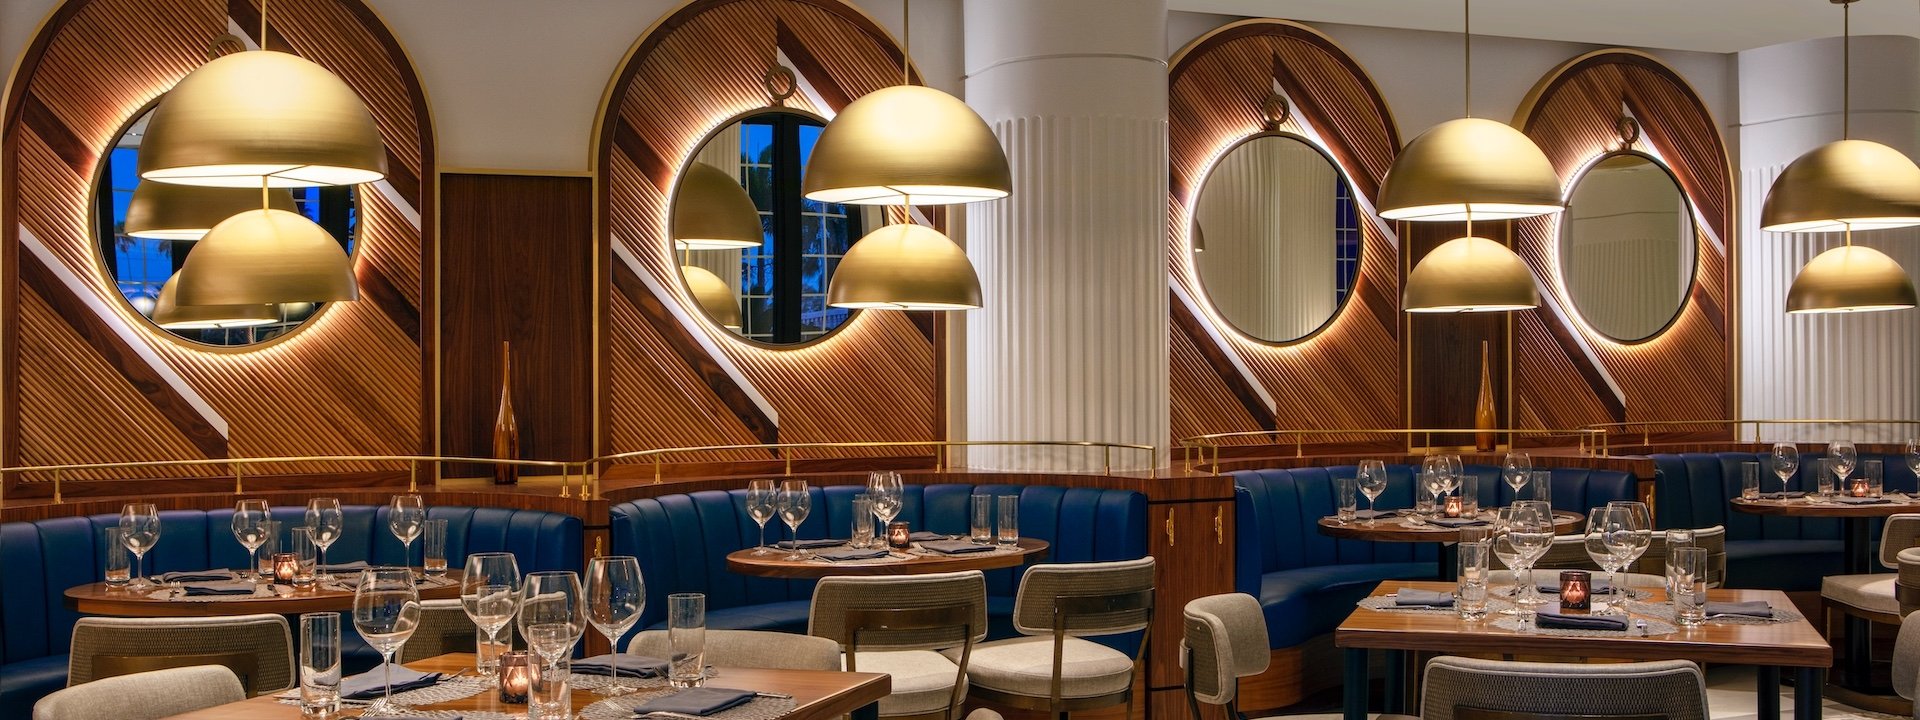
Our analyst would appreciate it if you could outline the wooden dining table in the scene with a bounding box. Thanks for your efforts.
[1337,580,1831,720]
[1316,510,1584,581]
[726,538,1049,578]
[65,571,465,617]
[159,652,892,719]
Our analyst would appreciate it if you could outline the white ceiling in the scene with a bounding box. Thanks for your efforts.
[1168,0,1920,53]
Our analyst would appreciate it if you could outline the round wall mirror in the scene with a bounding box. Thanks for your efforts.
[673,109,874,345]
[95,103,357,346]
[1192,133,1362,343]
[1559,152,1695,342]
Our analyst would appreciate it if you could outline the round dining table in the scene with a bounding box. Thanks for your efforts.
[65,570,465,617]
[727,538,1049,579]
[1730,495,1920,574]
[1316,509,1585,581]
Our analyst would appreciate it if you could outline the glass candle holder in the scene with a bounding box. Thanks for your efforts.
[1559,570,1591,611]
[887,522,911,550]
[498,651,531,703]
[1851,478,1870,497]
[272,553,298,584]
[1443,495,1464,518]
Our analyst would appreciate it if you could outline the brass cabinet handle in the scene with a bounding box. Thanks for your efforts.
[1165,515,1175,546]
[1214,507,1224,545]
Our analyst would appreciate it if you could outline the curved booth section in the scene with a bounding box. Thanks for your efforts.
[0,505,581,715]
[610,484,1150,643]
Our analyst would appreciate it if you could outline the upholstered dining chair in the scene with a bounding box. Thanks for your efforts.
[400,598,481,663]
[67,614,293,696]
[1898,548,1920,618]
[1825,514,1920,625]
[950,557,1156,720]
[1419,656,1708,720]
[1180,593,1269,720]
[33,665,244,720]
[1894,610,1920,719]
[627,629,842,671]
[810,570,989,720]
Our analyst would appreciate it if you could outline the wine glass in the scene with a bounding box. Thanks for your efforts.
[775,480,812,560]
[119,503,161,590]
[389,495,426,575]
[868,472,903,533]
[520,571,586,678]
[1502,451,1532,503]
[462,552,522,681]
[1772,443,1799,495]
[1583,506,1632,613]
[1357,460,1389,526]
[585,556,645,695]
[231,500,270,582]
[305,498,344,581]
[1418,457,1444,515]
[1506,501,1555,608]
[1607,500,1654,572]
[745,480,777,555]
[1906,439,1920,487]
[352,568,422,714]
[1831,440,1858,492]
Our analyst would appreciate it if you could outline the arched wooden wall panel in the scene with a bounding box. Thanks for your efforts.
[1168,20,1403,446]
[1,0,433,487]
[597,0,938,464]
[1512,50,1733,437]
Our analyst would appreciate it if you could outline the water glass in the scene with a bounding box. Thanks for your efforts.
[1333,476,1358,523]
[530,657,571,719]
[1457,540,1491,620]
[289,528,318,588]
[851,496,875,548]
[255,521,281,579]
[997,495,1020,545]
[971,495,994,543]
[1529,470,1552,505]
[423,519,448,577]
[1458,473,1480,515]
[1867,459,1885,498]
[668,593,707,689]
[1741,462,1760,499]
[103,528,130,586]
[1669,546,1708,625]
[299,612,341,718]
[1415,477,1435,516]
[1817,458,1836,497]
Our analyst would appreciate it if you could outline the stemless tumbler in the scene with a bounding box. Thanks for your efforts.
[299,612,342,718]
[1457,540,1491,620]
[423,519,449,578]
[1669,546,1708,625]
[1333,476,1358,524]
[851,496,875,548]
[103,528,130,586]
[668,593,707,689]
[971,495,994,543]
[1742,462,1761,500]
[997,495,1020,545]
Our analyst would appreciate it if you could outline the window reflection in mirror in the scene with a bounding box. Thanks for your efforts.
[1192,134,1361,343]
[1559,152,1695,342]
[95,104,356,346]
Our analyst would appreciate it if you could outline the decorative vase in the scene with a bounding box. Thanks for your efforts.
[1474,340,1497,452]
[493,341,520,486]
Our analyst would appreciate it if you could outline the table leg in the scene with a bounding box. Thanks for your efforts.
[1384,649,1407,714]
[1844,518,1872,576]
[853,700,881,720]
[1343,648,1368,720]
[1757,666,1781,720]
[1844,615,1872,688]
[1437,542,1457,582]
[1795,667,1824,720]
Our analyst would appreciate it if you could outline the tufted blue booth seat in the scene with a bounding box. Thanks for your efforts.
[0,505,581,717]
[1231,464,1637,651]
[1652,452,1918,591]
[609,483,1148,646]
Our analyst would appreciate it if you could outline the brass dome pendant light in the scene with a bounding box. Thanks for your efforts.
[138,0,385,188]
[1394,0,1549,312]
[802,0,1010,206]
[125,182,295,240]
[1788,242,1918,313]
[1762,0,1920,233]
[151,273,278,329]
[681,265,744,329]
[672,162,765,249]
[828,223,982,309]
[175,194,357,306]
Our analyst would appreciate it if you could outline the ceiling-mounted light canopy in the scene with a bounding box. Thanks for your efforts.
[803,86,1011,206]
[1786,244,1918,313]
[673,162,764,249]
[175,209,357,306]
[151,273,278,329]
[138,51,386,188]
[1762,139,1920,232]
[682,265,742,329]
[1404,235,1539,313]
[125,182,297,240]
[827,223,981,310]
[1379,117,1564,222]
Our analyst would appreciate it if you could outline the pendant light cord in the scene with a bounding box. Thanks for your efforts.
[902,0,911,86]
[260,0,268,51]
[1842,0,1851,139]
[1463,0,1472,118]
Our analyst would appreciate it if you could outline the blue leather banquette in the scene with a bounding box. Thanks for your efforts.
[1652,451,1919,591]
[1231,464,1637,651]
[609,483,1148,644]
[0,504,581,717]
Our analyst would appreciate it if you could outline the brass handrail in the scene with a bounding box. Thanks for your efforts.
[1176,427,1607,473]
[2,455,584,505]
[1578,418,1920,454]
[591,440,1160,486]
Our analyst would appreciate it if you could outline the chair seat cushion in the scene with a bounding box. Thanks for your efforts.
[644,600,812,634]
[945,636,1132,700]
[1823,573,1899,615]
[1,654,69,719]
[851,650,961,716]
[1259,562,1435,648]
[1726,539,1844,591]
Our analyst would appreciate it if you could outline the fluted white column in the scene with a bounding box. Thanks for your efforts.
[961,0,1169,471]
[1738,35,1920,443]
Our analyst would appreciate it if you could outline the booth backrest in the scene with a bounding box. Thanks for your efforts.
[0,505,581,668]
[609,483,1149,629]
[1230,465,1638,595]
[1652,451,1918,541]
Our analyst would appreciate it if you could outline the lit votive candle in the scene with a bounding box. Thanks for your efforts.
[1851,479,1870,497]
[1443,495,1464,518]
[271,553,297,584]
[498,651,531,703]
[887,522,912,550]
[1560,570,1591,611]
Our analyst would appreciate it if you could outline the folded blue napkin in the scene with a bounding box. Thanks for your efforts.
[920,540,996,555]
[1535,578,1614,594]
[1353,509,1400,520]
[1757,491,1806,500]
[340,665,441,700]
[816,548,890,562]
[1428,517,1489,528]
[573,653,667,678]
[773,539,844,550]
[181,585,256,597]
[1392,589,1454,607]
[1705,600,1774,618]
[909,531,950,542]
[1534,611,1626,631]
[159,570,237,583]
[633,687,756,716]
[1835,496,1893,505]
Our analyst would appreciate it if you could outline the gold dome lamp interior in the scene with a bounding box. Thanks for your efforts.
[673,162,765,250]
[125,182,296,241]
[150,273,279,329]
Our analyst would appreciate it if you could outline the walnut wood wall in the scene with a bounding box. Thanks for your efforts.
[1168,20,1403,447]
[1511,50,1734,438]
[596,0,939,466]
[0,0,433,492]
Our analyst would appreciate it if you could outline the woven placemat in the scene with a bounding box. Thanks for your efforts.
[581,688,797,720]
[1622,600,1805,625]
[275,675,491,709]
[1491,614,1678,637]
[1495,585,1652,602]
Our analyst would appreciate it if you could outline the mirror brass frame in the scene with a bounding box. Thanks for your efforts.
[1555,148,1698,345]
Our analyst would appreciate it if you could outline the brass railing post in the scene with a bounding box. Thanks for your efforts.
[53,468,62,504]
[1103,447,1112,474]
[653,457,663,485]
[408,460,419,493]
[234,462,244,496]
